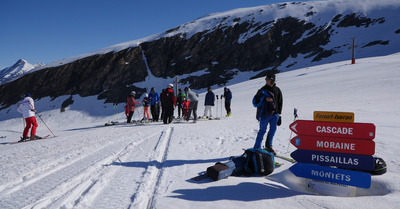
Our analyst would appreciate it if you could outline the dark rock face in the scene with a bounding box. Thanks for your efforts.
[0,9,394,110]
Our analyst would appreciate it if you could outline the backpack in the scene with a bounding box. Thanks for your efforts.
[244,148,275,176]
[230,155,248,176]
[230,148,275,176]
[206,161,236,181]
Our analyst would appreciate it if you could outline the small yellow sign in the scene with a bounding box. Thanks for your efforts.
[314,111,355,123]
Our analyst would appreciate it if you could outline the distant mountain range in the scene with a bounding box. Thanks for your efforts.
[0,59,44,85]
[1,0,399,111]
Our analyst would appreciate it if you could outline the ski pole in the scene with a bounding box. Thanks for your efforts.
[114,102,118,123]
[286,108,298,153]
[221,94,223,118]
[216,95,219,119]
[37,114,56,137]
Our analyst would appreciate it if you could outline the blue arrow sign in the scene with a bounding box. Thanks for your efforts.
[289,163,371,188]
[291,149,375,171]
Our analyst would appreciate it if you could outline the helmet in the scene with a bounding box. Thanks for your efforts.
[168,83,173,88]
[145,93,148,97]
[25,93,31,97]
[130,91,136,96]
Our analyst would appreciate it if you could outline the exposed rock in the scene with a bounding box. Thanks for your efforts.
[0,8,396,110]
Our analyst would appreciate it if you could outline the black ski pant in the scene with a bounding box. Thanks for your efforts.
[225,101,231,114]
[127,111,134,123]
[163,106,174,124]
[150,104,160,122]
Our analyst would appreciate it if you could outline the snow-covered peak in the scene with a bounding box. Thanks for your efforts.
[0,59,43,85]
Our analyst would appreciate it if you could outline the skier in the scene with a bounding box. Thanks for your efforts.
[160,89,165,121]
[17,93,41,142]
[148,87,160,122]
[161,84,176,124]
[223,87,232,117]
[184,87,199,123]
[176,89,186,119]
[203,87,215,119]
[253,74,283,155]
[142,93,150,121]
[181,97,190,119]
[126,91,140,123]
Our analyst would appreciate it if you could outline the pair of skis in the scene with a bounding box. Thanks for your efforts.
[10,134,52,145]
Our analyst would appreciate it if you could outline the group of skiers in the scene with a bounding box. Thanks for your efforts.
[125,84,233,124]
[17,73,282,155]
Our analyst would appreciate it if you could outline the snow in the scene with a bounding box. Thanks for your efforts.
[1,53,400,208]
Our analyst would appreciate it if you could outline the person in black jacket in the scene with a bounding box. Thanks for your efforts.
[161,84,176,124]
[253,74,283,155]
[202,87,215,119]
[223,87,232,116]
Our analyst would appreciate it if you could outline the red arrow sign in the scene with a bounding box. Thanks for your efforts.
[289,120,375,140]
[291,135,375,155]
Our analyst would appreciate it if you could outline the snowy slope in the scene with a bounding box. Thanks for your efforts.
[0,53,399,208]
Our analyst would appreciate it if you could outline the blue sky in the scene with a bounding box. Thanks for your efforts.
[0,0,313,69]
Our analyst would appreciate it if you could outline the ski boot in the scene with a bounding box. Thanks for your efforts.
[18,136,29,142]
[30,135,42,140]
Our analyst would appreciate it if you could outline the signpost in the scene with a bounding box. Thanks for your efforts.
[314,111,354,123]
[290,135,375,155]
[288,111,378,191]
[289,163,371,189]
[289,120,375,140]
[290,149,375,171]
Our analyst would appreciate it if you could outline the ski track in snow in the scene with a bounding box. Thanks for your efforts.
[0,125,175,209]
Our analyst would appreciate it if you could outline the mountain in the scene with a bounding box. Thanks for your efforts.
[1,53,399,208]
[0,0,399,111]
[0,59,44,85]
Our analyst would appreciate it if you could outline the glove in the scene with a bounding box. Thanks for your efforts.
[277,116,282,126]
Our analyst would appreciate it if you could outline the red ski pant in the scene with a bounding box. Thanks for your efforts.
[23,116,38,137]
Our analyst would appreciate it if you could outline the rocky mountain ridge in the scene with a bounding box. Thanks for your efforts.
[1,1,399,110]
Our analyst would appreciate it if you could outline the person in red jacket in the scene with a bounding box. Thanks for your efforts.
[161,84,176,124]
[181,97,190,119]
[126,91,140,123]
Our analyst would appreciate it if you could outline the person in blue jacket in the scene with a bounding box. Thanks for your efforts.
[252,74,283,155]
[223,87,232,116]
[148,87,160,122]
